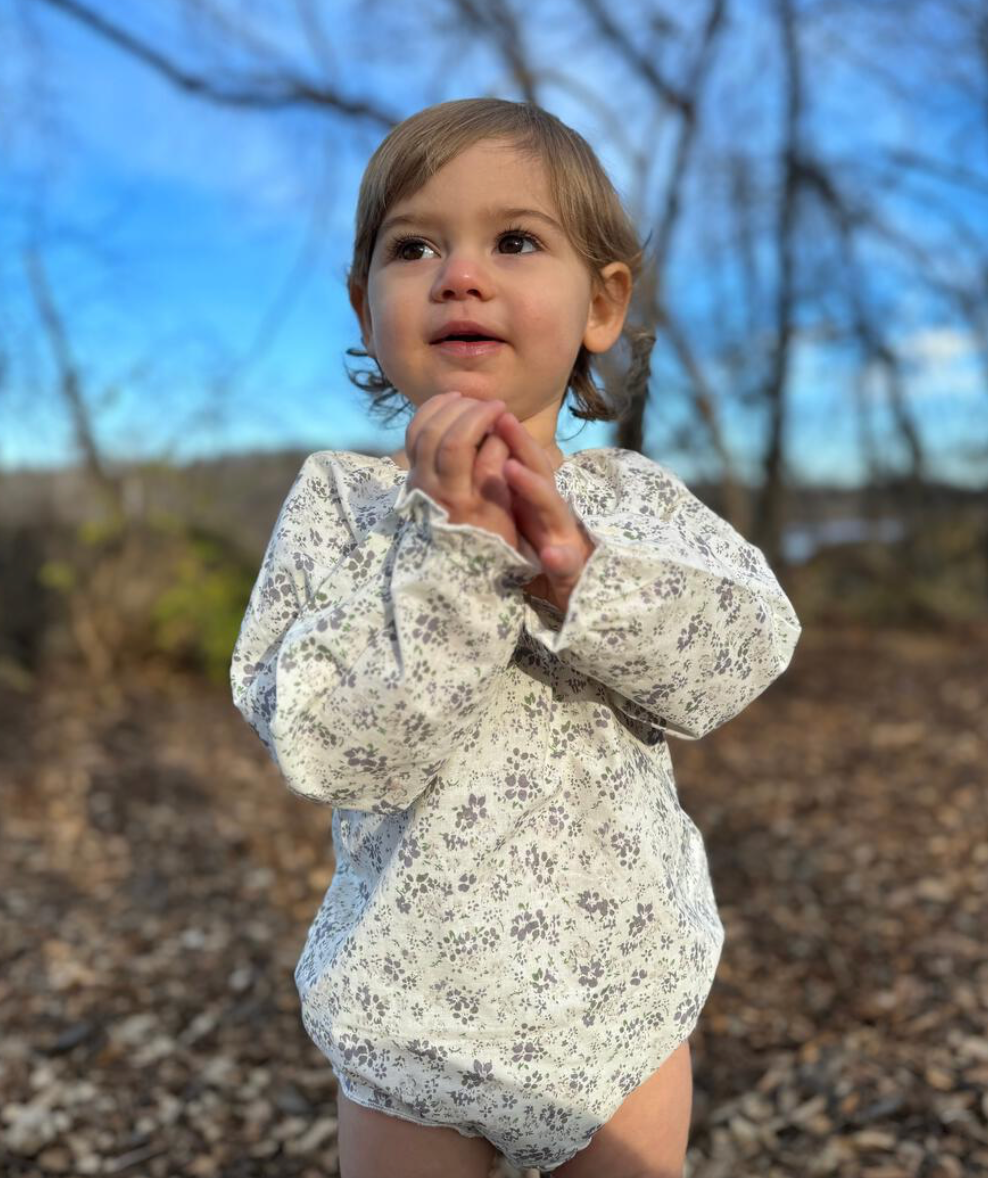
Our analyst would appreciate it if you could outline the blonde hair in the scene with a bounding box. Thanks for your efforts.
[345,97,655,428]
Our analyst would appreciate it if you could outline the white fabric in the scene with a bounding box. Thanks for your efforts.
[230,446,802,1170]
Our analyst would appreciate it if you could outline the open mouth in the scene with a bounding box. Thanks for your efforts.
[436,333,498,342]
[431,336,505,357]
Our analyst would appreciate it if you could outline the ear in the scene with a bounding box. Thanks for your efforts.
[349,280,376,357]
[582,262,633,354]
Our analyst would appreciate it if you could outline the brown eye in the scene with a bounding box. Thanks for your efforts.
[388,237,433,262]
[497,229,541,254]
[385,226,543,262]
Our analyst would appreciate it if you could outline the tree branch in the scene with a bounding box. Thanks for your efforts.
[35,0,401,124]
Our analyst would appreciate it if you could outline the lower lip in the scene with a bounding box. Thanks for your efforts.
[432,340,505,357]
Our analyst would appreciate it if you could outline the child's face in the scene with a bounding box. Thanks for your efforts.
[351,138,631,435]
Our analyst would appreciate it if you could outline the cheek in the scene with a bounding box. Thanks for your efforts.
[366,276,407,336]
[521,301,587,360]
[522,303,565,344]
[525,285,586,333]
[372,303,411,350]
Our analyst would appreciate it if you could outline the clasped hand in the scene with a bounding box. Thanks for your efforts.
[401,390,595,612]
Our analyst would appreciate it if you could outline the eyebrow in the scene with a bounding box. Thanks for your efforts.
[379,205,564,237]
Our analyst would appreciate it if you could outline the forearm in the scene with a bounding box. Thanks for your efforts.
[522,507,801,741]
[257,482,541,811]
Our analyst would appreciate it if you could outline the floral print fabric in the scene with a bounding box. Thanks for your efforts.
[229,446,801,1170]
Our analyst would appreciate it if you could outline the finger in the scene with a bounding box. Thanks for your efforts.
[492,411,555,477]
[473,429,510,477]
[503,457,566,518]
[503,459,584,566]
[429,399,507,489]
[404,390,462,464]
[407,393,481,471]
[405,390,463,464]
[501,463,562,560]
[473,432,513,512]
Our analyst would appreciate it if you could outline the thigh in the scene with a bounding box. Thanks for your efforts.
[336,1087,498,1178]
[552,1039,693,1178]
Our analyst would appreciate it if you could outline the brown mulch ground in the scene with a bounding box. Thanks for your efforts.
[1,620,986,1178]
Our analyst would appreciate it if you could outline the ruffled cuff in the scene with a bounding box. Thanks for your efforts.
[393,480,543,592]
[520,515,624,647]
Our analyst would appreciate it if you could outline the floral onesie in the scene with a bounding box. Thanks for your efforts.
[229,445,801,1171]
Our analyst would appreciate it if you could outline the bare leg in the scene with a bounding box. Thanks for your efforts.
[551,1039,693,1178]
[336,1087,499,1178]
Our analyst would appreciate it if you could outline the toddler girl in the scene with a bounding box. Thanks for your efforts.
[230,97,801,1177]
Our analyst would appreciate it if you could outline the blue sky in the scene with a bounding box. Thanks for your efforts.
[2,0,985,488]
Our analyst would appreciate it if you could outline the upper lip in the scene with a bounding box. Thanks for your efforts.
[430,319,506,344]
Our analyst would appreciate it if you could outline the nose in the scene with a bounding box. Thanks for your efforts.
[431,249,493,302]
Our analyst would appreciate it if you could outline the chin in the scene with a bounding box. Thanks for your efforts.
[427,384,499,403]
[421,386,494,405]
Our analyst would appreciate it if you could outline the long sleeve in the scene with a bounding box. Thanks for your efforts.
[523,451,802,742]
[230,453,541,812]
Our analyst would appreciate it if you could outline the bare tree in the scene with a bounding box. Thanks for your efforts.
[24,247,123,520]
[9,0,988,580]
